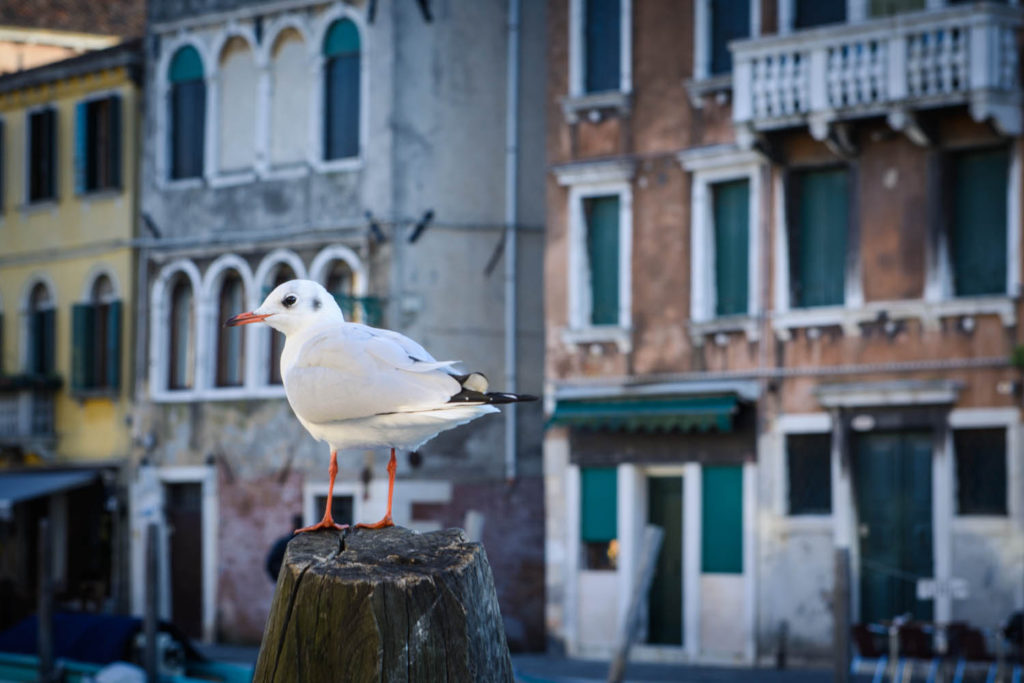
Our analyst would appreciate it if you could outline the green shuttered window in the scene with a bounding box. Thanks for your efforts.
[28,309,56,376]
[702,465,743,573]
[581,467,617,542]
[584,195,620,326]
[790,167,848,308]
[712,179,749,316]
[169,46,205,180]
[324,19,360,161]
[75,95,122,194]
[584,0,621,93]
[710,0,750,75]
[28,108,57,202]
[949,147,1008,297]
[71,300,122,392]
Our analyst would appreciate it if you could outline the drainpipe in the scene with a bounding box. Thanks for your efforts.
[503,0,520,482]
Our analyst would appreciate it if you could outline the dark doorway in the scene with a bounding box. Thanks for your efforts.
[314,494,354,527]
[854,431,933,623]
[647,476,683,645]
[165,483,203,640]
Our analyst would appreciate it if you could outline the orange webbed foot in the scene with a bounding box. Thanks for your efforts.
[354,516,394,530]
[293,519,349,534]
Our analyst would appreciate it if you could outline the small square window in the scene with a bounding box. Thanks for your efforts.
[954,428,1007,516]
[787,433,832,515]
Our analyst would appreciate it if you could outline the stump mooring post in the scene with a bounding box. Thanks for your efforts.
[254,526,513,683]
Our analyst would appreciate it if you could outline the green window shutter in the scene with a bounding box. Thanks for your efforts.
[584,0,621,93]
[169,47,205,180]
[950,147,1008,297]
[41,308,56,376]
[701,465,743,573]
[106,300,122,390]
[581,467,617,542]
[71,303,92,390]
[584,195,620,326]
[169,46,204,82]
[791,167,848,308]
[45,108,57,201]
[74,101,88,194]
[710,0,750,75]
[108,95,122,189]
[712,179,750,316]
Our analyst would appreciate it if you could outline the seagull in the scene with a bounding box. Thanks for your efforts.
[225,279,536,533]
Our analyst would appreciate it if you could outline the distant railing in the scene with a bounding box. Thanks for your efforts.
[732,4,1022,137]
[0,375,60,446]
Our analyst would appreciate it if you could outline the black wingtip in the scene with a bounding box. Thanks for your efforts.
[448,390,539,405]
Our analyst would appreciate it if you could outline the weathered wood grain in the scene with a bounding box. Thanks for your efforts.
[253,526,513,683]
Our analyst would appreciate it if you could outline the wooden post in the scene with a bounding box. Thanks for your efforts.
[37,517,55,683]
[254,526,513,683]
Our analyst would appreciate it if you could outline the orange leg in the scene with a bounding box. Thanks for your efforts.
[294,450,349,533]
[356,449,396,530]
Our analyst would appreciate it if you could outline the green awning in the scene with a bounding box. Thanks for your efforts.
[550,395,738,434]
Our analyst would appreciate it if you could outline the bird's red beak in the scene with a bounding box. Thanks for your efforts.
[224,311,271,327]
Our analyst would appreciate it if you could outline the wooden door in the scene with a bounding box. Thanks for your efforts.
[165,482,203,640]
[647,476,683,645]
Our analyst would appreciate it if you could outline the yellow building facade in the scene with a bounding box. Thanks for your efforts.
[0,41,140,464]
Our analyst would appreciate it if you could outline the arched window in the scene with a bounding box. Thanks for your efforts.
[168,275,195,390]
[323,259,356,320]
[72,274,122,391]
[217,37,257,172]
[270,29,309,167]
[216,272,246,387]
[26,283,55,376]
[169,46,206,180]
[323,19,360,160]
[266,264,296,384]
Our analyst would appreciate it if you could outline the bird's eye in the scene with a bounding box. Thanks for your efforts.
[283,295,297,308]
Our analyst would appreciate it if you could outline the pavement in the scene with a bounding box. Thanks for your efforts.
[194,643,847,682]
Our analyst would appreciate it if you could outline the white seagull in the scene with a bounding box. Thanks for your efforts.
[225,279,535,533]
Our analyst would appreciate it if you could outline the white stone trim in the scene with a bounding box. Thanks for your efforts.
[565,462,582,654]
[200,254,257,392]
[773,412,833,520]
[683,462,702,659]
[253,249,308,292]
[692,0,760,81]
[680,147,764,340]
[77,264,122,303]
[554,158,635,186]
[817,381,961,408]
[948,408,1020,522]
[743,461,758,663]
[564,180,633,352]
[165,465,217,643]
[155,36,213,188]
[308,244,368,300]
[309,4,369,173]
[208,28,260,179]
[567,0,633,98]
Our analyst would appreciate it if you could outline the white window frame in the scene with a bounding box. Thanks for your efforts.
[155,36,212,190]
[693,0,761,81]
[259,16,313,180]
[555,161,634,352]
[74,88,125,199]
[150,259,203,401]
[310,5,369,174]
[680,147,763,341]
[948,408,1019,528]
[774,413,834,527]
[200,254,257,399]
[207,27,262,187]
[19,272,57,372]
[568,0,633,98]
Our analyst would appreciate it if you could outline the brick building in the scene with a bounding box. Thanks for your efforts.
[543,0,1024,664]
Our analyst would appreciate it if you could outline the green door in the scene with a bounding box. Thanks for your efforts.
[854,431,933,623]
[647,476,683,645]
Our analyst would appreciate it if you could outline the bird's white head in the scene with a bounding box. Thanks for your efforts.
[224,279,344,336]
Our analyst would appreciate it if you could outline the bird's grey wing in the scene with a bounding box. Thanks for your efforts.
[283,328,461,424]
[348,323,450,370]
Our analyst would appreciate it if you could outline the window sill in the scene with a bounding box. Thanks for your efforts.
[561,326,632,353]
[70,388,120,401]
[209,170,258,188]
[560,90,632,124]
[162,177,205,191]
[688,316,760,346]
[314,156,363,174]
[263,163,310,181]
[951,515,1013,534]
[151,385,288,403]
[772,296,1017,340]
[19,200,59,215]
[779,514,832,532]
[684,74,732,109]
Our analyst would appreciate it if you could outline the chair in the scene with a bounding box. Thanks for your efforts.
[897,621,940,683]
[946,622,997,683]
[851,622,889,683]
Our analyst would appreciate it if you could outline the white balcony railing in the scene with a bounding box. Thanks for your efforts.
[0,387,56,448]
[732,4,1023,144]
